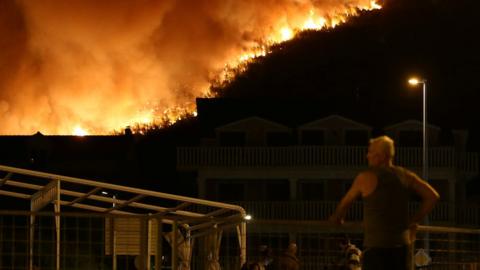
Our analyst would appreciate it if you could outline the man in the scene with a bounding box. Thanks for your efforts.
[276,242,300,270]
[329,135,439,270]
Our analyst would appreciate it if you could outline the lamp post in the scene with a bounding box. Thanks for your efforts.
[408,77,430,254]
[408,78,427,182]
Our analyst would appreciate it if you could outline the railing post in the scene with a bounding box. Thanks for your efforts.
[110,217,117,270]
[155,218,163,270]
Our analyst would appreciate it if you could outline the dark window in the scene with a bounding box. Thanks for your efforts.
[399,130,422,147]
[210,179,289,202]
[218,182,244,201]
[266,132,291,146]
[345,130,369,146]
[429,179,448,202]
[265,181,290,201]
[342,179,354,193]
[299,181,325,201]
[219,131,246,146]
[439,130,454,146]
[325,179,349,201]
[246,180,289,201]
[301,130,325,145]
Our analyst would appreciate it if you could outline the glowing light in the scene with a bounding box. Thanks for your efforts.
[73,126,88,136]
[409,78,420,85]
[370,0,382,9]
[408,77,425,86]
[280,27,294,41]
[244,214,252,220]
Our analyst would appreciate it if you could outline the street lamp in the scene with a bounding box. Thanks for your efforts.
[408,78,428,182]
[408,77,430,254]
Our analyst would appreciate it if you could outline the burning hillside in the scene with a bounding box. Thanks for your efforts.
[0,0,381,135]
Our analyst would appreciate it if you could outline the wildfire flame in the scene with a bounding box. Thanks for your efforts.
[73,126,88,137]
[0,0,381,135]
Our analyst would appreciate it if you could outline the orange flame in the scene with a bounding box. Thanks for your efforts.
[73,125,88,136]
[0,0,381,135]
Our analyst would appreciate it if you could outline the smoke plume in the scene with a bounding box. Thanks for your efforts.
[0,0,378,134]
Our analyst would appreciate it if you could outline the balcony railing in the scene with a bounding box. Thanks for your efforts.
[177,146,479,172]
[227,201,479,226]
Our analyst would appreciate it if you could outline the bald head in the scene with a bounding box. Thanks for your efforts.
[367,135,395,167]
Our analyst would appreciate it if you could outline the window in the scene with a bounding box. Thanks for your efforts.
[217,182,245,201]
[266,132,291,146]
[219,131,246,146]
[342,179,354,193]
[345,130,369,146]
[265,181,290,201]
[325,179,349,200]
[399,130,422,147]
[245,180,289,201]
[210,179,289,202]
[429,179,448,202]
[301,130,325,145]
[299,181,325,201]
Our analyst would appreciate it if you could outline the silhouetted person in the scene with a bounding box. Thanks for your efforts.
[276,242,300,270]
[336,237,361,270]
[242,245,274,270]
[329,135,439,270]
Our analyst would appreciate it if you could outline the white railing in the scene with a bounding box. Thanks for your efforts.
[227,201,478,226]
[177,146,479,172]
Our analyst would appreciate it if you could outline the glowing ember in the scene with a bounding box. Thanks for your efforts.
[73,126,88,136]
[280,27,295,41]
[0,0,381,135]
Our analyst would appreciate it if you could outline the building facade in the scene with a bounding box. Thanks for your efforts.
[177,114,480,268]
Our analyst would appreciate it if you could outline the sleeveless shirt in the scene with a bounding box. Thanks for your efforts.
[363,166,410,247]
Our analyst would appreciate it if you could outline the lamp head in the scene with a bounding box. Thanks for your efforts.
[408,77,426,86]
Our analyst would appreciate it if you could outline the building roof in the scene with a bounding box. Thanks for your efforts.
[216,116,290,131]
[299,114,372,130]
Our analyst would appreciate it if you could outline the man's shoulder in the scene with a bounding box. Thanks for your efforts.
[356,169,378,183]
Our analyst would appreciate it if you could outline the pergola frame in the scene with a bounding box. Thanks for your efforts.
[0,164,247,270]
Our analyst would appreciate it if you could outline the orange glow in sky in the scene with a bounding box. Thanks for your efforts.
[0,0,381,135]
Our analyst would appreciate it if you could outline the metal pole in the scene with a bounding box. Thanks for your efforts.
[29,215,35,270]
[110,217,117,270]
[155,218,163,270]
[54,180,61,270]
[423,80,430,252]
[172,221,178,270]
[423,81,427,184]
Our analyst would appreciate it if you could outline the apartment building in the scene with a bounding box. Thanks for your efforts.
[176,100,480,267]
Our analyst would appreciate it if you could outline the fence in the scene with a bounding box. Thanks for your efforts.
[241,220,480,270]
[1,211,479,270]
[177,146,479,172]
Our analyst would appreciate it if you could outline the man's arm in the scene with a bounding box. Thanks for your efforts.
[407,170,440,224]
[329,172,365,224]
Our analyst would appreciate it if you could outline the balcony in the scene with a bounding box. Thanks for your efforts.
[231,201,480,226]
[177,146,479,172]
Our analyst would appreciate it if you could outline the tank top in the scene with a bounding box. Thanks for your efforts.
[363,166,410,247]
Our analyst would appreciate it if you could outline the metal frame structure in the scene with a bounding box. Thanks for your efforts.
[0,164,247,270]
